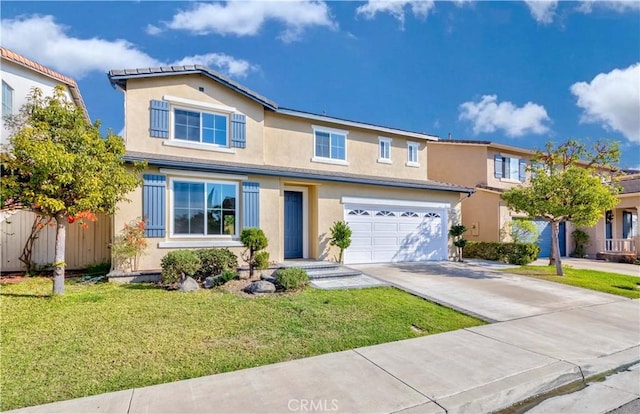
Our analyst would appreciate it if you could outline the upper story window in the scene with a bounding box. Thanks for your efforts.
[312,125,348,165]
[494,154,526,182]
[2,81,13,118]
[174,108,228,146]
[406,142,420,167]
[172,179,238,236]
[378,137,392,163]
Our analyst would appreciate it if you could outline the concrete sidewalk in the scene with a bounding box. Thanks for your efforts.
[9,263,640,414]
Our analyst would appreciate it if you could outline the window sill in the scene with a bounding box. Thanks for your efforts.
[377,158,392,164]
[163,140,236,153]
[158,240,244,249]
[405,161,420,168]
[311,157,349,166]
[500,178,523,184]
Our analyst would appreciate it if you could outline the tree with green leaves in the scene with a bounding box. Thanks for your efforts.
[1,86,143,294]
[449,224,467,262]
[502,140,620,276]
[329,220,352,264]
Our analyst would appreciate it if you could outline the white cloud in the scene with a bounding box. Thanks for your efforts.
[0,15,256,78]
[459,95,551,137]
[356,1,435,28]
[163,0,336,42]
[524,0,558,24]
[145,24,162,36]
[570,63,640,143]
[171,53,258,78]
[577,0,640,14]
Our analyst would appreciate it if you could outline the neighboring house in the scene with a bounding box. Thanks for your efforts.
[426,140,568,257]
[0,47,109,272]
[107,65,473,270]
[587,173,639,259]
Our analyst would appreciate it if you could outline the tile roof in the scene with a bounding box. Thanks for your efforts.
[617,175,640,194]
[125,151,474,195]
[0,47,89,120]
[108,65,278,110]
[108,65,438,141]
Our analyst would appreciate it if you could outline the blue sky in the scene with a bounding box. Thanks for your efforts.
[2,1,639,169]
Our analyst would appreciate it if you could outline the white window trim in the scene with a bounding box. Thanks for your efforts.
[311,125,349,164]
[171,107,230,148]
[158,241,243,248]
[284,186,309,259]
[163,95,236,114]
[159,168,247,181]
[378,137,392,164]
[406,141,420,167]
[169,177,240,239]
[2,80,13,116]
[499,155,523,182]
[163,140,236,153]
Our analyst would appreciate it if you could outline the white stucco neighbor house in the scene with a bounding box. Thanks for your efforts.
[0,47,110,272]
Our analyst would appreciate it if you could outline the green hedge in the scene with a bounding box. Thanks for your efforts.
[194,248,238,281]
[161,250,201,284]
[463,242,540,265]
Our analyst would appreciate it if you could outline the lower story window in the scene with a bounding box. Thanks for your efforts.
[173,180,237,236]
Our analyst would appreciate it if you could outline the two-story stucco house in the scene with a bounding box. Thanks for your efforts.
[1,47,109,272]
[427,139,568,257]
[107,65,473,270]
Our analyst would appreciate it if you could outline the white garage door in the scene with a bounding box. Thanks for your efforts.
[344,202,448,264]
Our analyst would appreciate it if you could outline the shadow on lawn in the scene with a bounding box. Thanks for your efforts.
[0,292,51,299]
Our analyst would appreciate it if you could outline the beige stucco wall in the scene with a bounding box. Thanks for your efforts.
[427,143,488,186]
[459,189,504,242]
[122,76,267,165]
[113,166,463,270]
[264,112,428,179]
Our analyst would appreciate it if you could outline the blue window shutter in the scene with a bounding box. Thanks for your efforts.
[519,159,527,182]
[143,174,166,237]
[149,100,169,138]
[494,154,503,179]
[242,182,260,228]
[231,113,246,148]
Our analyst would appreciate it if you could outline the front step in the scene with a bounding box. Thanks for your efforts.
[279,260,362,280]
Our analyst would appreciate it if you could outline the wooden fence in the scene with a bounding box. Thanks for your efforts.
[1,211,111,272]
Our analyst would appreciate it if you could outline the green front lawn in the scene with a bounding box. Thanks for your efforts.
[506,266,640,299]
[0,278,483,411]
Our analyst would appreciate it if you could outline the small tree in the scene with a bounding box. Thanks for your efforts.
[501,219,540,244]
[0,87,144,294]
[240,228,268,278]
[502,140,619,276]
[329,220,352,264]
[571,228,590,258]
[111,218,148,272]
[449,224,467,262]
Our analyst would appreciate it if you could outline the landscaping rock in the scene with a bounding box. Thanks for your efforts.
[204,276,218,289]
[260,274,277,284]
[245,280,276,294]
[178,276,199,292]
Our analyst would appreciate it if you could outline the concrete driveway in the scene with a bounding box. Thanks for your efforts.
[352,261,629,322]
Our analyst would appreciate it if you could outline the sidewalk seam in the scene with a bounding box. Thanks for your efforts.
[351,349,448,413]
[127,389,134,414]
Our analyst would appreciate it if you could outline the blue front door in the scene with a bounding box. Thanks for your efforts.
[284,191,303,259]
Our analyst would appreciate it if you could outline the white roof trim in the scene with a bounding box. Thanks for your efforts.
[277,109,438,141]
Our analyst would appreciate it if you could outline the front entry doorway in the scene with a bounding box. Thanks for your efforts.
[284,191,303,259]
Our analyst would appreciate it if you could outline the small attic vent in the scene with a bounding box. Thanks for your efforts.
[198,87,205,92]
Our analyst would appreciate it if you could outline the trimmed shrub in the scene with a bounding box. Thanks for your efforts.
[464,242,540,265]
[194,248,238,281]
[240,228,268,277]
[571,228,590,258]
[275,267,309,291]
[253,251,270,271]
[161,250,201,285]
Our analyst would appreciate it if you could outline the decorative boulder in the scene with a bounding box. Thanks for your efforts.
[245,280,276,294]
[204,276,217,289]
[260,274,277,284]
[178,276,200,292]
